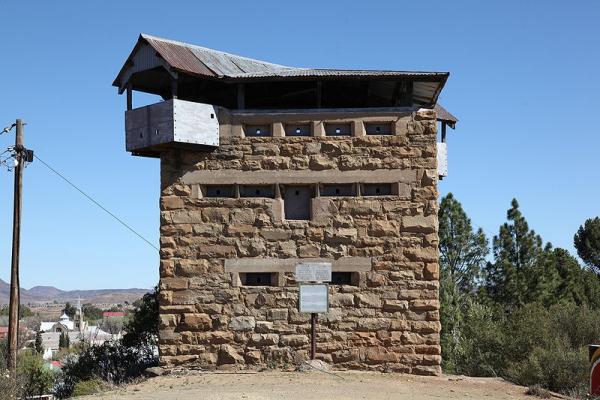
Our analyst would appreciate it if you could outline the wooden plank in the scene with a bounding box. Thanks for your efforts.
[173,100,219,147]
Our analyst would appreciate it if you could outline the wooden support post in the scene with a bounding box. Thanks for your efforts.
[237,83,245,109]
[7,119,24,375]
[171,78,178,100]
[126,83,133,111]
[441,122,447,143]
[316,81,322,108]
[310,313,317,360]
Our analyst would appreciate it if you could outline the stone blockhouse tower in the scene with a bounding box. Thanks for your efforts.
[114,34,457,375]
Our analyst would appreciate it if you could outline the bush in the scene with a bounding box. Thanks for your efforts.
[450,301,505,377]
[122,286,159,347]
[503,303,600,393]
[55,341,156,398]
[18,349,55,398]
[444,301,600,394]
[71,379,102,397]
[55,287,159,398]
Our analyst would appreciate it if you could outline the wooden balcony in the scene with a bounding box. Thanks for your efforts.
[125,99,219,157]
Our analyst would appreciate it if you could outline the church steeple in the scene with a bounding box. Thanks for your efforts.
[74,296,83,332]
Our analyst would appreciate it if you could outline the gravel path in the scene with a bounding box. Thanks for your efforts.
[75,371,537,400]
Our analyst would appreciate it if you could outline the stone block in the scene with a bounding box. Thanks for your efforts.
[229,316,256,331]
[402,215,437,233]
[330,293,355,307]
[202,208,230,223]
[181,313,212,330]
[355,293,382,308]
[383,300,409,312]
[297,243,320,257]
[218,344,244,365]
[267,309,289,321]
[280,334,310,347]
[161,196,185,210]
[261,229,292,241]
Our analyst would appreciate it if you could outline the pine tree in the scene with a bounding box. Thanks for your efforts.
[63,302,76,319]
[35,330,44,354]
[438,193,489,371]
[58,332,70,349]
[574,217,600,274]
[484,199,547,311]
[439,193,489,294]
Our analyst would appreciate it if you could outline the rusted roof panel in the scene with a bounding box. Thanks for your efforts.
[188,47,245,76]
[144,36,215,77]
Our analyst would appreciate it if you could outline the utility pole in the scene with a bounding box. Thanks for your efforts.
[7,119,24,374]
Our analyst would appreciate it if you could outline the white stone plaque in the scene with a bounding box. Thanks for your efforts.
[295,262,332,282]
[299,284,329,313]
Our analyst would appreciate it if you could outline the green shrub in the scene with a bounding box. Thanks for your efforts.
[450,301,505,377]
[443,301,600,394]
[506,340,588,393]
[503,303,599,393]
[18,349,55,398]
[72,379,102,397]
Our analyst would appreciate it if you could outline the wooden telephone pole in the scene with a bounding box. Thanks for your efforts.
[7,119,25,374]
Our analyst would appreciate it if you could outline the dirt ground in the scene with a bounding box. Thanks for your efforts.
[76,371,541,400]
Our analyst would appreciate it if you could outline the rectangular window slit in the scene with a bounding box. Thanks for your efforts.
[285,123,311,136]
[240,185,275,198]
[324,122,351,136]
[204,185,236,198]
[331,272,357,286]
[362,183,393,196]
[244,124,271,137]
[365,122,392,135]
[322,184,355,196]
[241,272,277,287]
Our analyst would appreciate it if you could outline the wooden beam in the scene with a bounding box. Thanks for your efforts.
[441,122,447,143]
[237,83,245,109]
[171,78,178,100]
[126,83,133,111]
[316,81,322,108]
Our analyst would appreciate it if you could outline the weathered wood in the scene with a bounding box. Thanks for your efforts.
[437,142,447,177]
[125,99,219,152]
[237,83,245,109]
[316,81,322,108]
[126,84,133,111]
[8,119,24,375]
[171,78,178,100]
[441,122,447,143]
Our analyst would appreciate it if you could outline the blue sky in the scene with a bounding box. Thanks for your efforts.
[0,1,598,290]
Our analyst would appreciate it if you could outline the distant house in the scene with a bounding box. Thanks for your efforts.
[39,302,119,359]
[0,326,7,340]
[102,311,125,318]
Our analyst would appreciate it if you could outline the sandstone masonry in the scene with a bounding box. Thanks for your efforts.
[158,109,441,375]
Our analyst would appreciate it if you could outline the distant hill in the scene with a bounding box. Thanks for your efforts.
[0,279,148,305]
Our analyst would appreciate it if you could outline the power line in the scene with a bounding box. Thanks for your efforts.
[33,153,159,251]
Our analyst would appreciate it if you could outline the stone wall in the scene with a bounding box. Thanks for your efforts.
[158,108,441,375]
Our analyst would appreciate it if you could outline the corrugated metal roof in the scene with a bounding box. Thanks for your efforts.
[434,104,458,127]
[114,33,449,88]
